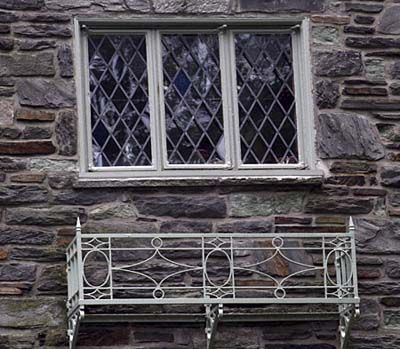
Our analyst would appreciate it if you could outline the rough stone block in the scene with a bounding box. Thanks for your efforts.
[134,195,227,218]
[89,202,138,220]
[0,264,36,282]
[378,5,400,34]
[18,39,56,51]
[0,226,54,245]
[84,221,157,234]
[55,110,77,155]
[0,38,14,51]
[0,158,26,172]
[0,298,64,328]
[0,185,48,204]
[154,0,230,13]
[238,0,325,13]
[0,52,54,76]
[315,80,339,108]
[5,207,86,225]
[37,264,67,294]
[15,108,56,121]
[160,219,212,233]
[381,166,400,187]
[13,24,72,38]
[216,219,272,233]
[57,43,73,77]
[0,140,56,155]
[354,16,375,25]
[305,196,374,214]
[52,189,121,205]
[17,79,75,108]
[229,192,304,217]
[345,3,383,13]
[312,26,338,45]
[0,98,14,125]
[0,0,44,10]
[314,51,362,77]
[10,247,65,262]
[346,37,400,49]
[317,113,385,160]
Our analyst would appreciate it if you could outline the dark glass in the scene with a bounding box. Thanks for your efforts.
[235,33,298,165]
[162,34,225,165]
[88,34,152,167]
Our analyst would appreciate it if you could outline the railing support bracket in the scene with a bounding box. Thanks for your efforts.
[339,303,359,349]
[205,304,223,349]
[68,306,85,349]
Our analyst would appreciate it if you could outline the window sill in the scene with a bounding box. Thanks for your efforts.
[73,171,324,188]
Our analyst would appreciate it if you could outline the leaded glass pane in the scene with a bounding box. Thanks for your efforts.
[235,33,299,165]
[88,34,152,167]
[162,34,225,165]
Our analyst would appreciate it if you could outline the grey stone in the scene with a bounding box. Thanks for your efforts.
[386,260,400,278]
[10,247,64,262]
[20,13,70,22]
[346,36,400,49]
[342,99,400,111]
[0,38,14,51]
[381,297,400,307]
[317,113,385,160]
[365,58,385,80]
[28,159,77,172]
[315,80,339,109]
[13,24,72,38]
[354,218,400,255]
[0,158,26,172]
[0,298,64,328]
[312,26,338,45]
[5,207,86,225]
[52,189,121,205]
[0,98,14,125]
[125,0,151,11]
[48,172,75,189]
[0,0,43,10]
[37,265,66,294]
[57,43,73,77]
[345,3,383,13]
[84,221,158,234]
[55,110,77,155]
[17,79,75,108]
[134,195,227,218]
[229,192,304,217]
[305,196,374,214]
[238,0,325,13]
[354,15,375,25]
[45,0,91,10]
[314,51,362,77]
[378,6,400,34]
[384,311,400,328]
[0,11,18,23]
[381,166,400,187]
[344,26,374,35]
[89,203,138,220]
[22,126,52,139]
[0,52,54,77]
[0,185,47,204]
[160,220,212,233]
[390,61,400,79]
[0,264,36,282]
[330,161,377,174]
[216,219,273,233]
[18,39,56,51]
[0,226,54,245]
[154,0,230,13]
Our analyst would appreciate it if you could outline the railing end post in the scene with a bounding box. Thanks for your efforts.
[348,216,355,232]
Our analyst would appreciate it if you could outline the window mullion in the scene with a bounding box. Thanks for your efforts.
[219,29,234,170]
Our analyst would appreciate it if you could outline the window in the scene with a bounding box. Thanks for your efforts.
[75,18,317,179]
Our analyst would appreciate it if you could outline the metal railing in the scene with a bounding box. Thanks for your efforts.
[66,217,359,349]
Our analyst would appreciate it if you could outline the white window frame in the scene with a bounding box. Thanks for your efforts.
[74,17,320,181]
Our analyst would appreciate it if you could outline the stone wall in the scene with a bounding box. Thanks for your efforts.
[0,0,399,348]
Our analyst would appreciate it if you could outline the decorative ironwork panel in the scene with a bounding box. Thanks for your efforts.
[162,34,225,165]
[235,33,298,165]
[88,34,152,167]
[74,233,358,304]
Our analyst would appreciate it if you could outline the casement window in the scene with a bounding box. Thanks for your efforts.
[75,18,317,180]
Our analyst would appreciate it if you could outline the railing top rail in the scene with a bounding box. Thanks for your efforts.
[78,232,353,239]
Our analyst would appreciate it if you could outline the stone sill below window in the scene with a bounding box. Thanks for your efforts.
[74,172,324,188]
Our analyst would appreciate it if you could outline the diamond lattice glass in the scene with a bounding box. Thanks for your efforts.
[162,34,225,165]
[88,34,152,167]
[235,33,298,165]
